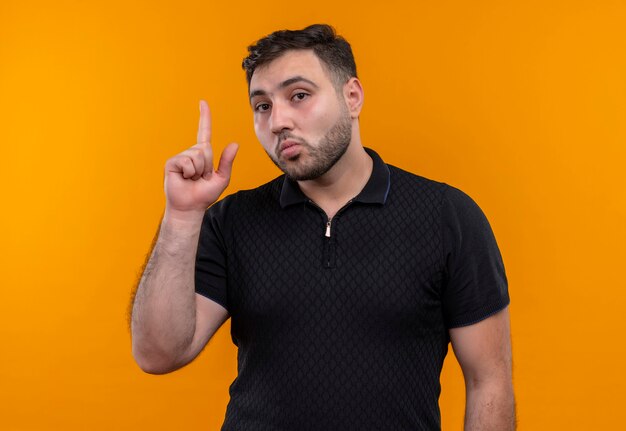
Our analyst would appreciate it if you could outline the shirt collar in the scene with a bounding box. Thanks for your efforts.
[279,147,391,208]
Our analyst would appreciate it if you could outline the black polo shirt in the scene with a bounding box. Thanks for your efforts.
[195,148,509,431]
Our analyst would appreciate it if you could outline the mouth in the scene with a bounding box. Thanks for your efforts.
[279,139,298,150]
[278,139,303,160]
[278,139,300,154]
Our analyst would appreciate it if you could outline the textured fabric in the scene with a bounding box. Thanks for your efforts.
[195,148,509,430]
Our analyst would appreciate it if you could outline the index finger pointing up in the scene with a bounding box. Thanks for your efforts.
[197,100,212,146]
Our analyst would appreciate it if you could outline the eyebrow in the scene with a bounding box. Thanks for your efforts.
[249,76,319,101]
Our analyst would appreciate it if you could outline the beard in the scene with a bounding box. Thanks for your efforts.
[266,108,353,181]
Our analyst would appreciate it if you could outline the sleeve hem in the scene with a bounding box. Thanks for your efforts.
[195,289,229,313]
[446,297,510,329]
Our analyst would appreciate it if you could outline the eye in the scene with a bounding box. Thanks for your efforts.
[254,102,271,113]
[292,92,309,102]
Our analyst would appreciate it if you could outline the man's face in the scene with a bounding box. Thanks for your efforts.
[249,50,352,181]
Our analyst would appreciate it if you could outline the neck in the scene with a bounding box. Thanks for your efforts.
[297,139,373,219]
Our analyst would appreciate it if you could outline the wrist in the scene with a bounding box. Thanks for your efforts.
[164,206,205,222]
[161,208,205,235]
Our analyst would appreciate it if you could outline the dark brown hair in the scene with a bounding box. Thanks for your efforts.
[242,24,357,88]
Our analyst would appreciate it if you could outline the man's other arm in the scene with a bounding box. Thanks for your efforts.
[449,307,516,431]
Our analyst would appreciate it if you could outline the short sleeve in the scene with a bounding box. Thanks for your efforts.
[441,185,509,328]
[194,197,232,312]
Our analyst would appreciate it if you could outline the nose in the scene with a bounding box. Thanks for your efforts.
[269,102,294,135]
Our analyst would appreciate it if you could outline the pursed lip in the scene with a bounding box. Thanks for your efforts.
[278,139,301,154]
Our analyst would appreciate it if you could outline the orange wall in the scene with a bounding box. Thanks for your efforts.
[1,1,625,429]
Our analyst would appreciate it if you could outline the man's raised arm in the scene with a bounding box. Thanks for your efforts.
[130,101,238,374]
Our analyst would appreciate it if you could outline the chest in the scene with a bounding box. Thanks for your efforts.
[225,203,445,341]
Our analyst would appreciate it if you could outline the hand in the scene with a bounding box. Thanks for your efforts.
[163,100,239,215]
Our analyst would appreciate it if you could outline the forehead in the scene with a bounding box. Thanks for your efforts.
[249,50,332,91]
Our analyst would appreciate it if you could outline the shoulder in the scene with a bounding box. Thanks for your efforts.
[388,164,477,205]
[387,164,443,186]
[440,183,493,234]
[385,164,492,234]
[200,175,284,242]
[236,175,285,202]
[205,175,285,221]
[385,164,449,209]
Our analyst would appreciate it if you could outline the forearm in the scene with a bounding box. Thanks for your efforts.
[131,209,205,373]
[464,379,516,431]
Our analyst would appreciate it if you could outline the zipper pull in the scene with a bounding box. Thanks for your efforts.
[325,220,332,238]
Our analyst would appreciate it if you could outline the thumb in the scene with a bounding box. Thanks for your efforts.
[215,142,239,179]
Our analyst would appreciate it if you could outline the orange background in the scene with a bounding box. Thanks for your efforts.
[1,0,625,429]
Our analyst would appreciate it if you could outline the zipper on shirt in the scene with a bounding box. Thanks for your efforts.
[307,198,354,268]
[308,199,354,238]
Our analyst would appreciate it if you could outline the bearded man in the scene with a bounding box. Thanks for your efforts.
[131,24,515,431]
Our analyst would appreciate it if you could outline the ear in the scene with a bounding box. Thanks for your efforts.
[343,77,364,119]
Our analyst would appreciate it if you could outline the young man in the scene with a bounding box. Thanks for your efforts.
[131,24,515,430]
